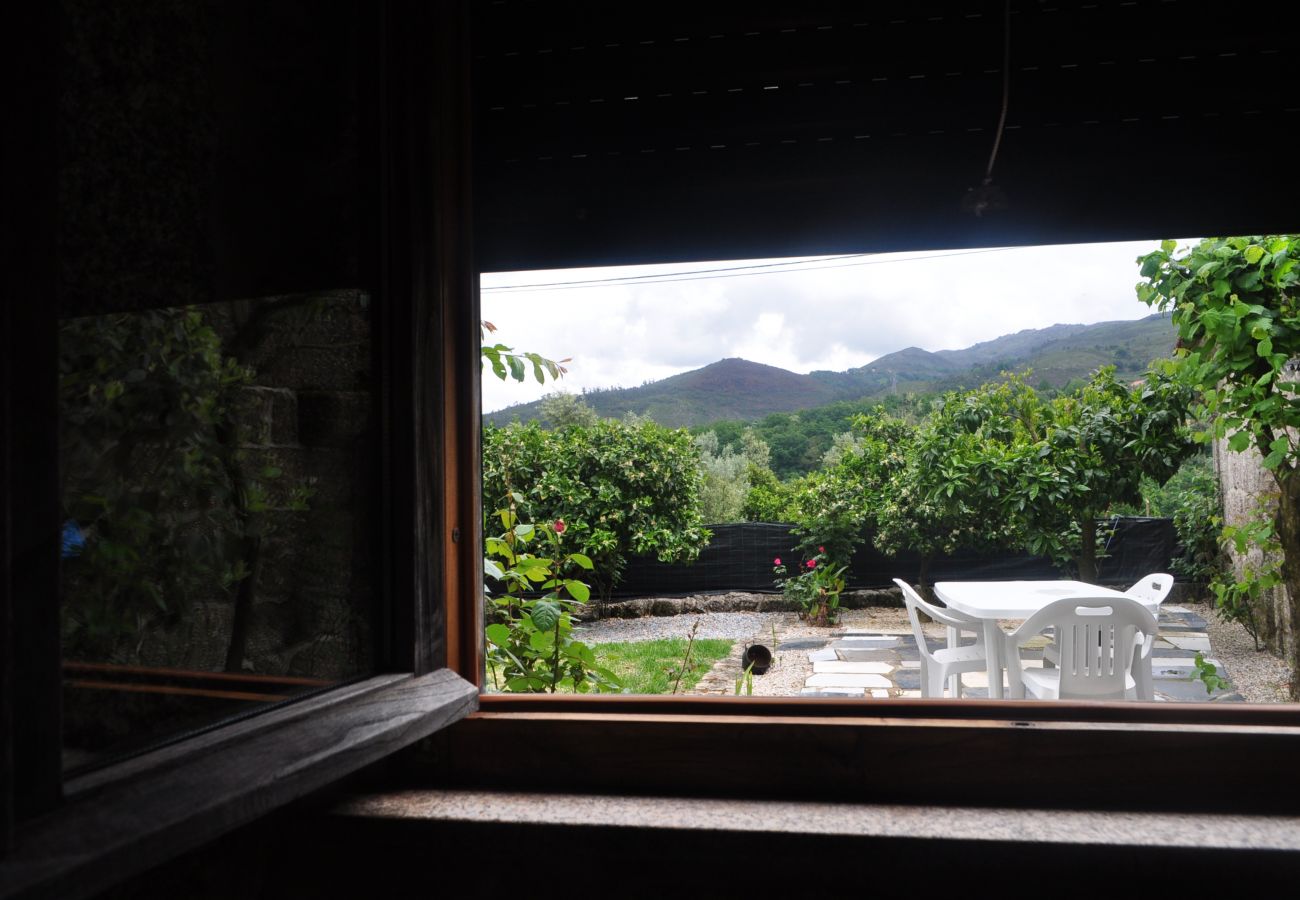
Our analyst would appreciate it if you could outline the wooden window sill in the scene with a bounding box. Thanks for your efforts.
[431,695,1300,815]
[0,670,477,900]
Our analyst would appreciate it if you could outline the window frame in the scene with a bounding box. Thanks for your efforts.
[0,2,482,895]
[4,3,1300,897]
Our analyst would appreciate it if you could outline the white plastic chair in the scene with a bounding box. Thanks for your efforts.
[1124,573,1174,700]
[894,579,988,699]
[1041,574,1173,700]
[1005,597,1158,701]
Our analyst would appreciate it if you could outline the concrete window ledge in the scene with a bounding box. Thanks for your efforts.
[332,788,1300,852]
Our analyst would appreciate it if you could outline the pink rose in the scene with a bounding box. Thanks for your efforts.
[773,557,781,566]
[818,546,825,553]
[807,559,817,569]
[553,519,566,534]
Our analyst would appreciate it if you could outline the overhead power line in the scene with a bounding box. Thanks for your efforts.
[482,246,1018,293]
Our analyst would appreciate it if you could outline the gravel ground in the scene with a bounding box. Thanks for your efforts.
[573,611,790,645]
[575,597,1297,701]
[1180,600,1294,703]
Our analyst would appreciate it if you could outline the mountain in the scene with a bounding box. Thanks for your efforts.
[485,313,1177,428]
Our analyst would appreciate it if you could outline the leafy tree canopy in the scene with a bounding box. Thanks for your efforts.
[1137,235,1300,692]
[482,419,711,602]
[918,368,1194,581]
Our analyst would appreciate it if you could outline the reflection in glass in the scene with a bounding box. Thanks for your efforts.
[59,292,374,770]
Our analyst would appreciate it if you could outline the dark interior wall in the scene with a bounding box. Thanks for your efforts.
[473,1,1300,272]
[55,0,367,318]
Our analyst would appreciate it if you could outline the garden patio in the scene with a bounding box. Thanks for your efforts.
[572,597,1292,702]
[795,604,1238,701]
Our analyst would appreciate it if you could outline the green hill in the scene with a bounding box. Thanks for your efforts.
[485,313,1177,429]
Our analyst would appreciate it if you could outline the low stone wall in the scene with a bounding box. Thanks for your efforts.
[586,583,1209,622]
[584,588,903,620]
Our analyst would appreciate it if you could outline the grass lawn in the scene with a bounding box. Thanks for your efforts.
[594,638,733,694]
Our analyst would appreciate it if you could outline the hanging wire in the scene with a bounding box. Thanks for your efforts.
[964,0,1012,216]
[986,0,1012,184]
[483,247,1018,293]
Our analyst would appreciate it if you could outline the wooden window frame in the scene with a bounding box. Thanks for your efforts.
[455,5,1300,819]
[0,3,482,898]
[3,4,1299,898]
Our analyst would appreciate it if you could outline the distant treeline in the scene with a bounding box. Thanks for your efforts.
[693,392,933,479]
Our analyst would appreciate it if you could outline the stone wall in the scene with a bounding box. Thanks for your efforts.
[1215,436,1294,657]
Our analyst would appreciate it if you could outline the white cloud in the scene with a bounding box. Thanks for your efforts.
[480,239,1193,413]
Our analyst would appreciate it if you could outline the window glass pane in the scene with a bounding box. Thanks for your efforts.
[52,0,374,772]
[60,294,375,770]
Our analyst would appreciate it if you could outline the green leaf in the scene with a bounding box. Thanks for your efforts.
[1228,431,1251,453]
[507,355,526,382]
[567,552,594,569]
[485,623,511,647]
[531,599,561,631]
[484,559,505,581]
[1244,245,1265,265]
[564,579,591,602]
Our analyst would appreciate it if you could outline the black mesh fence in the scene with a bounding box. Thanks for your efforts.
[612,517,1179,598]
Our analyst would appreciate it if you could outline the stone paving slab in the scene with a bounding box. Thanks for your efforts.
[836,649,903,662]
[775,639,828,651]
[813,661,894,675]
[806,673,893,689]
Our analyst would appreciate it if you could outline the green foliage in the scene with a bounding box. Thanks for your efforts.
[915,368,1194,581]
[735,660,756,695]
[1136,237,1299,474]
[741,464,802,522]
[694,431,752,524]
[482,419,711,602]
[870,412,1012,587]
[707,393,935,479]
[1192,651,1228,695]
[483,497,620,693]
[480,320,570,384]
[1138,236,1299,683]
[59,309,275,660]
[539,390,600,429]
[1209,506,1281,651]
[772,548,847,626]
[1123,452,1226,582]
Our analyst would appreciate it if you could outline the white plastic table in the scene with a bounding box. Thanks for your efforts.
[932,580,1158,699]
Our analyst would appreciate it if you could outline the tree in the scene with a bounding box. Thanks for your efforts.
[693,431,750,524]
[539,390,600,429]
[1137,235,1300,690]
[693,428,773,524]
[744,411,910,568]
[482,419,711,603]
[918,369,1193,582]
[874,414,1014,593]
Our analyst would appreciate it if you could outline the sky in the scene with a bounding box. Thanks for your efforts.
[480,238,1196,414]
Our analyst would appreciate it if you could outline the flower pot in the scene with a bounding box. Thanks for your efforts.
[742,644,772,675]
